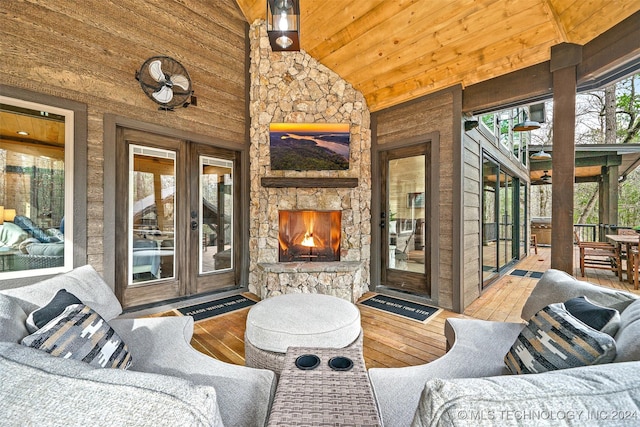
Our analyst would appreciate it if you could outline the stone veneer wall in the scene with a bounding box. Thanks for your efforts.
[248,21,372,302]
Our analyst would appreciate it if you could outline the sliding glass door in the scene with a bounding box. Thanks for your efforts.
[482,153,521,287]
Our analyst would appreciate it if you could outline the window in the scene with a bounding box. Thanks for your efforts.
[0,96,75,279]
[480,107,531,167]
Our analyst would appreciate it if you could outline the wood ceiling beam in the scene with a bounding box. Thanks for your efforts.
[578,11,640,86]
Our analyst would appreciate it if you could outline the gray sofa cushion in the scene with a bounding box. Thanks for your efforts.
[614,298,640,362]
[369,319,525,427]
[110,316,276,427]
[521,269,638,320]
[0,342,223,426]
[412,361,640,427]
[0,265,122,326]
[0,293,28,343]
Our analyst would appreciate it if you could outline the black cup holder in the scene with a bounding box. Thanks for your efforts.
[295,354,320,370]
[328,356,353,371]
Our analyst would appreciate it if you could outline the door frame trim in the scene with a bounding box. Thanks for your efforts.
[371,132,440,304]
[103,114,248,294]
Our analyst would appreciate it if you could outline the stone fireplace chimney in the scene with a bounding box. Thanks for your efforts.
[247,21,372,302]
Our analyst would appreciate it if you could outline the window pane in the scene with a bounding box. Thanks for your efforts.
[129,145,175,284]
[0,102,69,276]
[201,156,233,273]
[388,155,425,273]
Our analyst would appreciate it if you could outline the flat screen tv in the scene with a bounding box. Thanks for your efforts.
[269,123,350,171]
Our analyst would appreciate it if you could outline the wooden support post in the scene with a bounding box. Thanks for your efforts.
[606,165,619,234]
[551,43,581,274]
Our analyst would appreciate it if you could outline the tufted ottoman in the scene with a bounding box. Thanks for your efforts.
[244,293,362,375]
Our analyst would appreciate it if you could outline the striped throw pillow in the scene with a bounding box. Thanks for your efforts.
[21,303,132,369]
[504,302,615,374]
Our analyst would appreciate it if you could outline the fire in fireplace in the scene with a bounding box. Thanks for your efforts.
[278,210,341,262]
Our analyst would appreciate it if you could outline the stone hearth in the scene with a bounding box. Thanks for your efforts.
[247,21,372,302]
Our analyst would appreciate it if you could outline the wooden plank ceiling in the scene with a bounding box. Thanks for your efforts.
[235,0,640,112]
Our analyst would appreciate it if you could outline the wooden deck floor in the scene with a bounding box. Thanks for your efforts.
[152,246,639,370]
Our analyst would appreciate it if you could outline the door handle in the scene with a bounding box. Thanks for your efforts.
[191,220,198,231]
[380,220,386,228]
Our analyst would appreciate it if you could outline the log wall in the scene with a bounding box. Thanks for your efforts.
[1,0,248,275]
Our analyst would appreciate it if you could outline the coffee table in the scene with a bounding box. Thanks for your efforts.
[267,346,381,426]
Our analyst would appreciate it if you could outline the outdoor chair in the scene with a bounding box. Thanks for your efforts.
[574,231,622,278]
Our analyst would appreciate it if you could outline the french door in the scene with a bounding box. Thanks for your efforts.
[380,144,430,295]
[115,128,239,308]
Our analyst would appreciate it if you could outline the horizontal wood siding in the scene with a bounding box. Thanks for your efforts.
[1,0,248,275]
[463,133,482,307]
[374,90,455,309]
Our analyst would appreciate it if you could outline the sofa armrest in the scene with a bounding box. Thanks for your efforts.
[368,318,524,427]
[412,361,640,426]
[0,265,122,321]
[110,316,276,427]
[521,269,638,320]
[0,342,223,427]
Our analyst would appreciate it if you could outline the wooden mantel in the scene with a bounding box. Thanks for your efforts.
[261,177,358,188]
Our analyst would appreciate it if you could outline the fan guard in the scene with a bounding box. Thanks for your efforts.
[136,56,192,111]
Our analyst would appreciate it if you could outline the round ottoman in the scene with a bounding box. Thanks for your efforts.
[245,293,362,374]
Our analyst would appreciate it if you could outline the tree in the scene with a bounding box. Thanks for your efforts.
[574,73,640,226]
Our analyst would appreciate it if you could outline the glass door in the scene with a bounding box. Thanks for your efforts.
[499,172,513,270]
[189,144,238,295]
[380,145,429,295]
[116,129,240,308]
[482,158,499,283]
[482,153,519,288]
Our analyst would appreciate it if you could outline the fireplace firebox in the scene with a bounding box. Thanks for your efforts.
[278,210,341,262]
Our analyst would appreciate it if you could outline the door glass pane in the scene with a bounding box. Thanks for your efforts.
[0,99,72,278]
[129,145,175,284]
[499,172,512,269]
[482,159,499,282]
[200,156,233,273]
[388,155,425,273]
[520,181,526,258]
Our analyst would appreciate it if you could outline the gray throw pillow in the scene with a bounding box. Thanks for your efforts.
[21,303,132,369]
[564,296,620,336]
[505,302,616,374]
[25,289,82,333]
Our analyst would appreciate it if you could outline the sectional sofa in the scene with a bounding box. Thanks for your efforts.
[0,265,276,427]
[369,269,640,426]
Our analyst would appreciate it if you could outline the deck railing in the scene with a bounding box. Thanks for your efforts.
[573,223,635,242]
[574,223,597,242]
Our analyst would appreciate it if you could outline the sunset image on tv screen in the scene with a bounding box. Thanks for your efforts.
[269,123,350,171]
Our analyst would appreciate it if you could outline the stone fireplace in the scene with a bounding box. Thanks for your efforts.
[247,21,372,303]
[278,210,341,262]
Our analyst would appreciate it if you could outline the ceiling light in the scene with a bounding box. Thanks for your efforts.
[530,150,552,160]
[17,130,29,136]
[512,109,540,132]
[267,0,300,51]
[513,120,541,132]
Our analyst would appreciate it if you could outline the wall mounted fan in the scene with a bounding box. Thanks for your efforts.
[136,56,193,111]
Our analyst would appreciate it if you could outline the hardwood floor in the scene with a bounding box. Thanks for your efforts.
[150,246,640,370]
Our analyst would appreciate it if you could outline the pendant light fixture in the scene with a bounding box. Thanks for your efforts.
[530,149,552,160]
[267,0,300,51]
[512,111,541,132]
